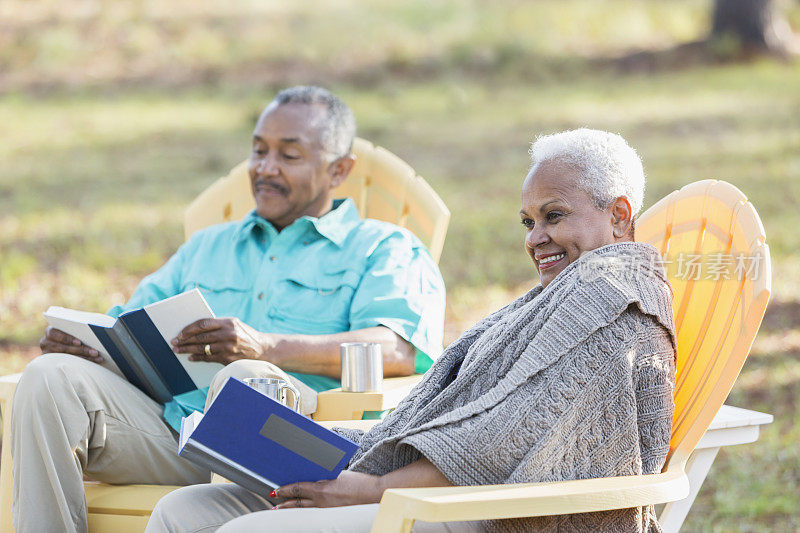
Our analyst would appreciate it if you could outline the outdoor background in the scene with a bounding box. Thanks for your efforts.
[1,1,798,530]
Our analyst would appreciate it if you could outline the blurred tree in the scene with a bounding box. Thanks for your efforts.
[711,0,799,55]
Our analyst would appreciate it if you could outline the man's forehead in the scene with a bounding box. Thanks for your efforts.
[252,102,327,143]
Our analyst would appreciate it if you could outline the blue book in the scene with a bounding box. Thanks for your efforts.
[43,289,223,403]
[178,378,359,495]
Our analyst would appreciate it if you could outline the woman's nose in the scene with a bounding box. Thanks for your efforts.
[526,226,549,249]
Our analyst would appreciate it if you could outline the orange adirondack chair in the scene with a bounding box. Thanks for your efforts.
[369,180,771,532]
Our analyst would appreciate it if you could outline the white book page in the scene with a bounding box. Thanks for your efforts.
[179,411,204,450]
[143,289,223,388]
[42,307,123,377]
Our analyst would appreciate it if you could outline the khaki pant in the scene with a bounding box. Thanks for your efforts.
[146,482,484,532]
[11,354,316,533]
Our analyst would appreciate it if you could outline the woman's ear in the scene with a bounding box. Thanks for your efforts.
[610,197,633,240]
[327,154,356,189]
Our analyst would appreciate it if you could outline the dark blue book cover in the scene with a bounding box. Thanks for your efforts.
[186,378,359,488]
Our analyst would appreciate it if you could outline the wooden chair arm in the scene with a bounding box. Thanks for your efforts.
[312,374,423,421]
[370,468,690,533]
[0,373,22,533]
[316,419,381,432]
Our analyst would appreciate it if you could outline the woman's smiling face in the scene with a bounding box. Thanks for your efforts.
[520,160,628,287]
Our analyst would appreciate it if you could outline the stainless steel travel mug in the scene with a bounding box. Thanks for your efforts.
[243,377,301,411]
[340,342,383,392]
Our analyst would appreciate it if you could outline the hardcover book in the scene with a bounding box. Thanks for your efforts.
[43,288,224,403]
[179,378,359,495]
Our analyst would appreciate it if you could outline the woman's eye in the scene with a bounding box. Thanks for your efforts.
[282,152,301,160]
[520,218,534,229]
[546,212,562,222]
[252,148,266,156]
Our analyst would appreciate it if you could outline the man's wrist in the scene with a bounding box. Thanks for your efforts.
[258,332,285,363]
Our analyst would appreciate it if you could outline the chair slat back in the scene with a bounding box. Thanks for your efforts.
[638,180,771,465]
[183,138,450,263]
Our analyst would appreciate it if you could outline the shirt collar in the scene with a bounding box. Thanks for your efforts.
[235,198,361,247]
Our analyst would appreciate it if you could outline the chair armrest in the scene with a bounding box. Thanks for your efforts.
[316,419,381,432]
[0,373,22,533]
[312,375,423,421]
[370,468,690,533]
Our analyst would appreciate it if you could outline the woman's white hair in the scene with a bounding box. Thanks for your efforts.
[528,128,645,215]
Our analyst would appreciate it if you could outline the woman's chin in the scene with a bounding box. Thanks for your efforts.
[540,264,567,287]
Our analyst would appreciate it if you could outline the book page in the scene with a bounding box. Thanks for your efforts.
[42,307,123,377]
[143,289,223,388]
[179,411,204,450]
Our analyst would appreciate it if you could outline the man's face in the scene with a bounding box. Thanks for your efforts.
[248,102,346,229]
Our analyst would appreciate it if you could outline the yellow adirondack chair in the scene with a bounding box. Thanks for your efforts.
[184,137,449,264]
[370,180,771,532]
[0,138,449,532]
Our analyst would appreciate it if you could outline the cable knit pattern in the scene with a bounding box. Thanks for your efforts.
[336,242,676,532]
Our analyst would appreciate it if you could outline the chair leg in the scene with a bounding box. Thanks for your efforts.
[659,446,720,533]
[371,493,415,533]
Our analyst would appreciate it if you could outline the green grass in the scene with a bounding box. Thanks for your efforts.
[1,1,799,530]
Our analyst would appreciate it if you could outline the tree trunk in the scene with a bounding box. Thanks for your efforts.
[711,0,797,54]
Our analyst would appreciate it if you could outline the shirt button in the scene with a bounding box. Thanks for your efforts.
[270,256,277,262]
[258,292,264,300]
[303,241,309,246]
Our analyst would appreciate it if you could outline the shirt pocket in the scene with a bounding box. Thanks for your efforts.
[180,272,251,317]
[269,267,360,332]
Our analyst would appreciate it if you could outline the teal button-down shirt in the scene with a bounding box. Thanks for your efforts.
[108,199,446,429]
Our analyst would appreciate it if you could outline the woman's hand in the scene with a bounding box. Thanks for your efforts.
[270,459,451,510]
[271,471,383,509]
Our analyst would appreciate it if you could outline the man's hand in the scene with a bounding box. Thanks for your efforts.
[171,318,275,365]
[271,471,383,509]
[40,327,103,363]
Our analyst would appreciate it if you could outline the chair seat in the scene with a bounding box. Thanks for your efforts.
[85,482,179,532]
[85,482,179,516]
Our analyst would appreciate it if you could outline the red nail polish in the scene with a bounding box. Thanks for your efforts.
[268,490,277,498]
[271,506,277,510]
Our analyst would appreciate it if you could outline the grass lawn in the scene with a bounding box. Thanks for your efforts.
[1,1,799,530]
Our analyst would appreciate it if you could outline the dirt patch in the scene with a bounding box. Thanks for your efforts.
[760,300,800,333]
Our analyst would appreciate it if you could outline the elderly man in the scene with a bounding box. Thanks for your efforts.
[11,86,445,533]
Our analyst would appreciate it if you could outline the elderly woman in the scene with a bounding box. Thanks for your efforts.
[147,129,676,533]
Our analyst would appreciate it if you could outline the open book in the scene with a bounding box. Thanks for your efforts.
[179,378,359,494]
[43,288,224,403]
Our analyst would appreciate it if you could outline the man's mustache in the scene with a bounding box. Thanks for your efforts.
[254,180,288,195]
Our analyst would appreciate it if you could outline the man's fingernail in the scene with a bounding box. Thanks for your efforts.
[73,339,81,345]
[171,339,178,345]
[268,490,277,498]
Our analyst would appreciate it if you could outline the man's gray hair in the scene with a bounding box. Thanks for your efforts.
[273,85,356,161]
[529,128,645,215]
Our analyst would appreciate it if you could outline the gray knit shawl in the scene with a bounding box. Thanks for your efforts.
[340,242,676,532]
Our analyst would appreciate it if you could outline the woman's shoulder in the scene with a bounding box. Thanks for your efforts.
[615,304,677,367]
